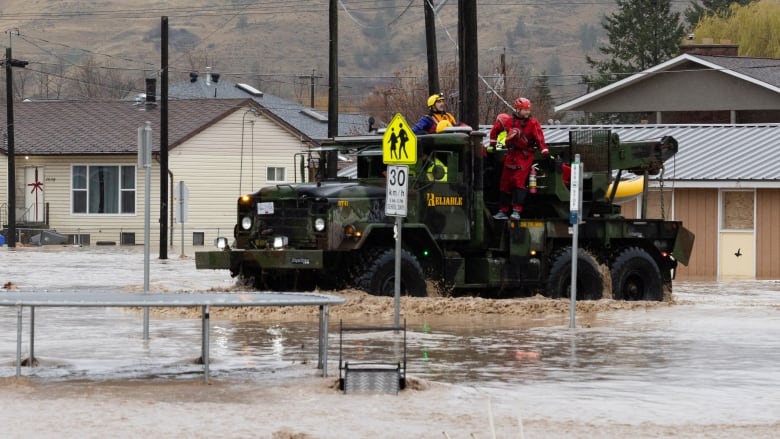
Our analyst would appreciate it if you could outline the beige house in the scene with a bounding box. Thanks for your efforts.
[553,46,780,281]
[1,98,318,249]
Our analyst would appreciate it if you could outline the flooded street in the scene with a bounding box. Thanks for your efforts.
[1,247,779,437]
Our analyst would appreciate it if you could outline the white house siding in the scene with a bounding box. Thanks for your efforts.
[14,155,161,246]
[169,108,310,251]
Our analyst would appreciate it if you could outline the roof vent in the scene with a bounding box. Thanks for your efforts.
[236,83,263,97]
[300,108,328,122]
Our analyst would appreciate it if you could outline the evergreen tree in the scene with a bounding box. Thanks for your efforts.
[684,0,757,30]
[532,73,556,124]
[584,0,685,92]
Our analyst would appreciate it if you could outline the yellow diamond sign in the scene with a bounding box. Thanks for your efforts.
[383,113,417,164]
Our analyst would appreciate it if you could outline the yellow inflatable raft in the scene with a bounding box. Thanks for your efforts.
[607,175,645,203]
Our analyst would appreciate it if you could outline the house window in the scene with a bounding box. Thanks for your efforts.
[72,165,136,214]
[193,232,205,246]
[267,166,286,182]
[722,190,754,230]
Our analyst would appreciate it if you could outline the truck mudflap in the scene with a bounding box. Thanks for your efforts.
[672,225,695,266]
[195,249,325,271]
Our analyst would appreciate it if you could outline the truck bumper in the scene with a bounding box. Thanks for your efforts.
[195,249,325,271]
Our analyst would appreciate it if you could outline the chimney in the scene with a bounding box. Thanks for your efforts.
[206,66,212,86]
[211,73,220,83]
[144,78,157,108]
[680,37,739,56]
[189,72,198,83]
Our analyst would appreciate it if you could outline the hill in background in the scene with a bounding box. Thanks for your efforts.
[1,0,612,110]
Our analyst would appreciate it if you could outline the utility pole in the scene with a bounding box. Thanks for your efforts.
[328,0,338,139]
[458,0,478,128]
[298,69,322,108]
[160,16,169,259]
[5,47,28,248]
[500,49,506,94]
[424,0,439,95]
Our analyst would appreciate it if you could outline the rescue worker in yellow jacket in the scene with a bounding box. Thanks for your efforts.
[412,93,458,135]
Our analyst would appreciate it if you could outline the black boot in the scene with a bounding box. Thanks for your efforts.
[511,189,527,219]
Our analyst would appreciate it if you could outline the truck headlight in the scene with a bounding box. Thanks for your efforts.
[273,236,288,249]
[241,216,252,230]
[314,218,326,232]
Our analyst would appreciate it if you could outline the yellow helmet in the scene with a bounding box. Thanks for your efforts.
[436,119,453,133]
[427,93,444,108]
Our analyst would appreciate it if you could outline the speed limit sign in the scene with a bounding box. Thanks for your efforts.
[385,165,408,217]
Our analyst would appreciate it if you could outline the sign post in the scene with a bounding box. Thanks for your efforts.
[386,164,408,328]
[138,122,153,339]
[569,154,583,329]
[382,113,415,327]
[176,181,189,257]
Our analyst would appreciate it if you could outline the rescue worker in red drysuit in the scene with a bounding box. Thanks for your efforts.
[412,93,459,135]
[489,97,549,220]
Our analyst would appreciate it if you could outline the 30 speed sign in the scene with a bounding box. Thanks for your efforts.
[385,165,408,217]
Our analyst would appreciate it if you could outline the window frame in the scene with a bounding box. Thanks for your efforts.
[71,164,137,215]
[266,166,286,183]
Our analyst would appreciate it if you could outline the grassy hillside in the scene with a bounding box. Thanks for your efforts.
[0,0,612,108]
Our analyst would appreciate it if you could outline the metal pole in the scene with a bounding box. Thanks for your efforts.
[179,180,185,257]
[318,305,324,370]
[202,305,210,383]
[322,304,330,377]
[143,122,152,340]
[570,220,579,328]
[569,155,582,329]
[16,305,21,376]
[393,216,402,328]
[29,306,34,366]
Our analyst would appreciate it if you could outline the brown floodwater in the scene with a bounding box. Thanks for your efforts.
[2,247,779,427]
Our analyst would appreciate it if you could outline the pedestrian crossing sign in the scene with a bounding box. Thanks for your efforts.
[383,113,417,164]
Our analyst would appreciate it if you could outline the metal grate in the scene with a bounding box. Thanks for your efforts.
[339,321,407,395]
[570,129,613,172]
[344,365,401,394]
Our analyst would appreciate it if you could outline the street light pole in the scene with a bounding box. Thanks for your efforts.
[5,47,28,248]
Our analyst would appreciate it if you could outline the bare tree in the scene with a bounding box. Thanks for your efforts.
[357,60,533,128]
[67,56,139,99]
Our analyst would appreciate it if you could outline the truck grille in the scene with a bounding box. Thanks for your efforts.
[253,203,316,247]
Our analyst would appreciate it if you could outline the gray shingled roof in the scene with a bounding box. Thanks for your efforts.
[167,78,371,140]
[695,55,780,88]
[543,124,780,182]
[0,99,254,155]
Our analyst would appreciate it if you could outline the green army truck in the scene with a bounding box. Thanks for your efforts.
[195,128,694,300]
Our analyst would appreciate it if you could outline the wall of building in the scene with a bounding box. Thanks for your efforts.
[672,188,719,280]
[12,155,162,246]
[756,188,780,279]
[169,108,309,249]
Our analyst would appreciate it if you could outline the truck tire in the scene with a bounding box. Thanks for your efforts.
[545,247,604,300]
[610,247,663,301]
[355,248,427,297]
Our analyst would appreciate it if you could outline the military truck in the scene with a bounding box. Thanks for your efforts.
[195,128,694,300]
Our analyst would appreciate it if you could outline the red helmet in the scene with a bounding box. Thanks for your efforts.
[514,97,531,110]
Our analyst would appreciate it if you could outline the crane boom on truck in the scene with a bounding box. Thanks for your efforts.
[195,127,694,301]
